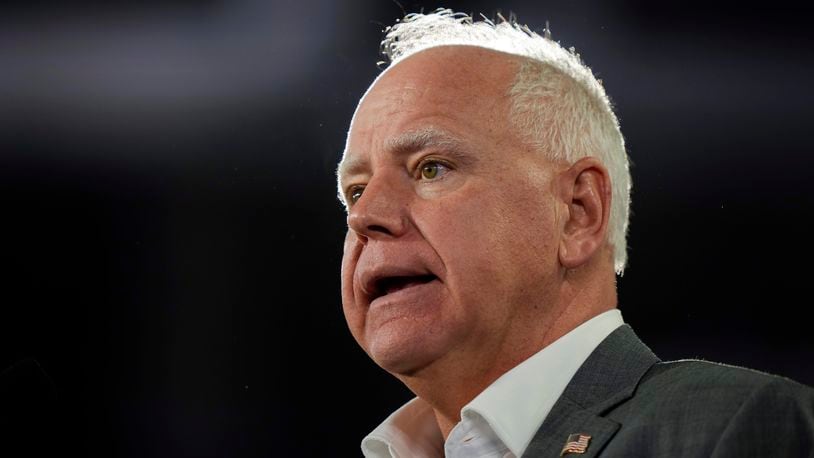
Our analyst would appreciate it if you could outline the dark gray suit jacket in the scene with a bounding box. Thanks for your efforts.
[524,325,814,457]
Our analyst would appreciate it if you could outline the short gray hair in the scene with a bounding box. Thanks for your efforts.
[380,9,631,274]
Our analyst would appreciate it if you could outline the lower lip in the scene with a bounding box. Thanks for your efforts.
[368,279,443,323]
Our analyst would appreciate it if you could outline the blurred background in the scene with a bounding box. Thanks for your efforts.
[1,0,813,456]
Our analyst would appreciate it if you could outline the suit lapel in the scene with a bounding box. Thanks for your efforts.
[524,396,620,457]
[522,325,660,457]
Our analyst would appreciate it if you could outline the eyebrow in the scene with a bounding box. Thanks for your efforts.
[337,127,469,181]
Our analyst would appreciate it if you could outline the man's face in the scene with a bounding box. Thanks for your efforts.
[338,46,566,377]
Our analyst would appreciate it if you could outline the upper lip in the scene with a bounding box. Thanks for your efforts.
[358,264,438,304]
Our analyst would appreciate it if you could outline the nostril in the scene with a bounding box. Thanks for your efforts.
[367,224,391,234]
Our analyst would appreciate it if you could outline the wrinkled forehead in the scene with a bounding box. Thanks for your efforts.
[338,46,522,171]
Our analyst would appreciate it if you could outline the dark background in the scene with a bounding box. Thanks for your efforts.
[1,0,813,456]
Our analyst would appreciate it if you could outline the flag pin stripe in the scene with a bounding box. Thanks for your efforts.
[560,433,591,455]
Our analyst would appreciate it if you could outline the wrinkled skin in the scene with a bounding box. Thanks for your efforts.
[337,46,570,379]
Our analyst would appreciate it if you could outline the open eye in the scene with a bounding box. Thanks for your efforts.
[418,160,449,180]
[347,186,365,205]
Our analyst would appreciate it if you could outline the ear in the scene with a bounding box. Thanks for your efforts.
[557,157,612,269]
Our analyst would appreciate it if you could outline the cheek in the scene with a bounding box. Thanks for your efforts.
[340,232,366,344]
[423,183,558,296]
[420,193,512,290]
[340,232,356,293]
[428,185,526,252]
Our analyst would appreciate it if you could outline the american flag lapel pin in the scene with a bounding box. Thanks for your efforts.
[560,433,591,456]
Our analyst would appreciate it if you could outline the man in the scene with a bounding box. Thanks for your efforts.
[336,9,814,457]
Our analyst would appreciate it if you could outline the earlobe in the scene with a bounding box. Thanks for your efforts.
[558,157,612,269]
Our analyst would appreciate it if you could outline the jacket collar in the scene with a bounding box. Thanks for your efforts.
[522,324,660,457]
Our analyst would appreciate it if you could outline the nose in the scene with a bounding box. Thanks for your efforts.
[346,174,408,241]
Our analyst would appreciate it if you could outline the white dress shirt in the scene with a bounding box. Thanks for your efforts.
[361,309,625,458]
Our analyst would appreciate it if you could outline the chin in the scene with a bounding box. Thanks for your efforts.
[366,327,448,377]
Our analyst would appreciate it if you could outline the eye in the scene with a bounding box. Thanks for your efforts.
[347,186,364,204]
[419,160,449,180]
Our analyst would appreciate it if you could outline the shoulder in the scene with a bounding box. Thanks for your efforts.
[605,359,814,456]
[612,358,814,420]
[639,358,811,400]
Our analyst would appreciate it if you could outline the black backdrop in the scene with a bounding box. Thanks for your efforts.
[2,0,813,456]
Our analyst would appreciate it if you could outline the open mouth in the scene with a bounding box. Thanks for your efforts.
[371,274,437,301]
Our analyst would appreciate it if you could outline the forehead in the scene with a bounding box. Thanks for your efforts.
[338,46,521,180]
[357,46,518,114]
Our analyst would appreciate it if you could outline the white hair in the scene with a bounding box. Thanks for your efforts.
[378,9,631,274]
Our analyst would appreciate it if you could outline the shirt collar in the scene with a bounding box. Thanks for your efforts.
[362,397,443,458]
[464,309,624,456]
[361,309,625,458]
